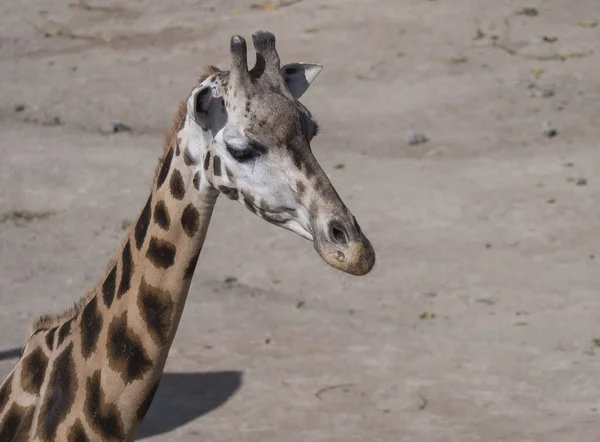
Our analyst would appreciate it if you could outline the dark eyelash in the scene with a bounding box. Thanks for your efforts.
[225,141,265,163]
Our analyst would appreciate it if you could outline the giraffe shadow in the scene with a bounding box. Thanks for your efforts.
[135,370,243,440]
[0,347,22,361]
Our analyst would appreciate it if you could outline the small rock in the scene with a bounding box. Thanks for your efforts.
[541,121,557,138]
[527,83,554,98]
[224,276,237,284]
[576,178,588,186]
[99,122,132,135]
[43,116,63,126]
[406,132,428,146]
[517,7,539,17]
[476,298,496,305]
[542,35,558,43]
[13,104,26,113]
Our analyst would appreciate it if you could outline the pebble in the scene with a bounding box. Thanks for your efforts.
[576,178,588,186]
[99,122,132,135]
[43,116,63,126]
[13,104,26,113]
[406,132,428,146]
[541,121,557,138]
[527,83,554,98]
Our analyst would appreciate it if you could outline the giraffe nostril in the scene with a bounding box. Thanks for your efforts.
[329,222,349,247]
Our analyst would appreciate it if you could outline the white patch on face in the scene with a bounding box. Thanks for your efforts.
[184,72,316,242]
[222,129,247,150]
[185,74,229,168]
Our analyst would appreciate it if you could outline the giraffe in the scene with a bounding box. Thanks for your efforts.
[0,31,376,441]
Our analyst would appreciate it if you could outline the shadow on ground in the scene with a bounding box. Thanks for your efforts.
[0,347,22,361]
[136,371,243,440]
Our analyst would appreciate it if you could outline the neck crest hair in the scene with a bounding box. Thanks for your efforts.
[27,66,221,340]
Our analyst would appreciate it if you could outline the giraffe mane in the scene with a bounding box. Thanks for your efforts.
[27,66,222,341]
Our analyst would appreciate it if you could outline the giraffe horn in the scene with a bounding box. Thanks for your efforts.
[229,34,251,86]
[252,30,280,72]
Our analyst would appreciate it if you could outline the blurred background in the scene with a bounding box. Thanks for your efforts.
[1,1,600,441]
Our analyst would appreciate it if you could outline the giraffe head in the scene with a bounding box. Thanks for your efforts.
[184,31,375,275]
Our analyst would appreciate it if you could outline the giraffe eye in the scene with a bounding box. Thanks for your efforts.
[225,141,264,163]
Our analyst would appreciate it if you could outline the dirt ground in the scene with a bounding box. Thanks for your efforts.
[1,0,600,440]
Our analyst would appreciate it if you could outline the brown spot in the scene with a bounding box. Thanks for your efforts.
[291,149,303,170]
[218,185,239,200]
[102,264,117,308]
[136,378,161,422]
[169,169,186,200]
[304,161,316,179]
[153,200,170,230]
[117,240,134,298]
[107,313,153,384]
[45,326,57,350]
[0,403,35,441]
[68,419,90,442]
[57,316,74,347]
[135,195,152,250]
[183,249,200,280]
[146,237,176,269]
[80,296,103,359]
[213,155,222,177]
[84,370,125,440]
[183,148,198,166]
[156,148,173,189]
[38,343,77,441]
[181,203,200,237]
[241,190,256,214]
[0,372,13,416]
[203,151,211,171]
[175,137,182,156]
[138,278,175,346]
[20,347,48,395]
[193,172,200,190]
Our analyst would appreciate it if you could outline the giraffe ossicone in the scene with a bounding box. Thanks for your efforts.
[0,30,375,441]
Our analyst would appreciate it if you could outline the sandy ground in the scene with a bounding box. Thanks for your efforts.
[1,0,600,440]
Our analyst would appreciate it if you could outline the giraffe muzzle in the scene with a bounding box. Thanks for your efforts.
[313,218,376,276]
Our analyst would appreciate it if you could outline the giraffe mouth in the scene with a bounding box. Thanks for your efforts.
[254,205,315,241]
[255,205,293,215]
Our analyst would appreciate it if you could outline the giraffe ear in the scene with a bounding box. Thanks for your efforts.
[281,63,323,99]
[192,86,214,131]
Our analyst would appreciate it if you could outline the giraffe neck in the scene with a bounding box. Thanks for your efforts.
[80,118,218,437]
[0,110,221,441]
